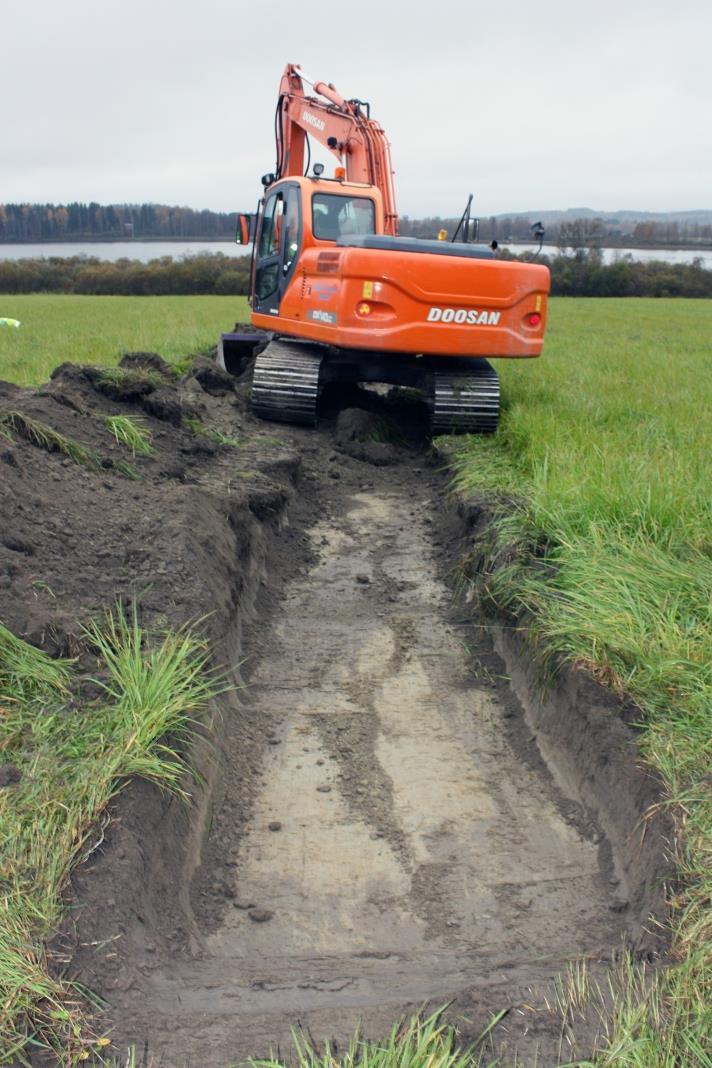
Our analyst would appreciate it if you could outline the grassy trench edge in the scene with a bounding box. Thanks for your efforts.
[440,436,712,1067]
[0,608,218,1062]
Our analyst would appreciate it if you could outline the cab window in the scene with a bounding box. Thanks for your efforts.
[283,186,300,275]
[255,193,284,301]
[258,194,284,259]
[312,194,375,240]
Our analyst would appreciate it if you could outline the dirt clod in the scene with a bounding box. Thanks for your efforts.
[0,764,22,787]
[119,351,174,376]
[334,408,401,466]
[142,385,197,425]
[188,356,236,396]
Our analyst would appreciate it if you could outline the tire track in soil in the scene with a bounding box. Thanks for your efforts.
[137,443,625,1067]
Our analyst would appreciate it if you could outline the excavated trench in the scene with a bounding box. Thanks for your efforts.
[56,393,671,1068]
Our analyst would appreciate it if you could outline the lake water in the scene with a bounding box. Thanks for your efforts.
[1,240,711,269]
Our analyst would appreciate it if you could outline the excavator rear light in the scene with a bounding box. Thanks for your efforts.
[334,166,346,180]
[353,300,395,322]
[526,312,542,327]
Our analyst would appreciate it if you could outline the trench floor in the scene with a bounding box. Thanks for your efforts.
[141,460,622,1065]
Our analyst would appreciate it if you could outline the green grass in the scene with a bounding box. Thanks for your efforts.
[94,364,167,391]
[0,295,249,386]
[183,415,242,447]
[103,414,153,456]
[0,409,141,480]
[0,608,219,1062]
[553,955,712,1068]
[445,297,712,1065]
[250,1008,504,1068]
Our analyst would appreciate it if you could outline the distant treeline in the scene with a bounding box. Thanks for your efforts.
[0,202,238,242]
[511,249,712,298]
[0,250,710,299]
[400,215,712,248]
[3,202,712,248]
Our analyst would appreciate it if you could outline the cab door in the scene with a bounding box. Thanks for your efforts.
[252,184,301,318]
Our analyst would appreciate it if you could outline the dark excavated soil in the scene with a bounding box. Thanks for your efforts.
[0,355,298,656]
[0,357,672,1067]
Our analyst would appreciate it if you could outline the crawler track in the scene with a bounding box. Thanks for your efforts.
[251,339,322,425]
[252,342,500,435]
[431,359,500,433]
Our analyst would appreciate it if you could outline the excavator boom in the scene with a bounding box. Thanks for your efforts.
[274,64,398,235]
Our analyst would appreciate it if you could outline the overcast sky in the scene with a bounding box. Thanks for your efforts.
[3,0,709,218]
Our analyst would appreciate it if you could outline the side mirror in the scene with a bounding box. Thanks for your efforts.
[235,213,256,245]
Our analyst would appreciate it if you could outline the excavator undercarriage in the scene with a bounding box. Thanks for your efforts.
[219,334,501,433]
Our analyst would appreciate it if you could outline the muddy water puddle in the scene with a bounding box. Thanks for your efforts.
[143,476,622,1064]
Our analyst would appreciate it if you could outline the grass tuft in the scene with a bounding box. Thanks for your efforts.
[81,606,217,795]
[184,415,241,447]
[0,606,220,1061]
[0,621,71,701]
[0,409,101,470]
[110,458,141,481]
[104,414,153,456]
[0,409,143,480]
[250,1007,505,1068]
[95,366,165,391]
[555,955,712,1067]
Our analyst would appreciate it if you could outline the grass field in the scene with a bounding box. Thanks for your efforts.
[447,297,712,1065]
[0,294,250,386]
[1,295,710,1063]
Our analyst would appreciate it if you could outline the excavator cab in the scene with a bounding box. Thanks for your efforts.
[251,182,380,318]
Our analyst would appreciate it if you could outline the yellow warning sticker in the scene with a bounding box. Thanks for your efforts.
[362,281,374,299]
[535,295,542,312]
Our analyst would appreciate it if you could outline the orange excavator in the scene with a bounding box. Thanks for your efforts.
[218,64,550,432]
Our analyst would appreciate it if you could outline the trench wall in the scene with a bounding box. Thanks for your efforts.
[450,492,674,954]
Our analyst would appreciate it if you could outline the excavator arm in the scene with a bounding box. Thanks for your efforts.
[274,64,398,235]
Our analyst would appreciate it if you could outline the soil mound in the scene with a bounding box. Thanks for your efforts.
[334,407,403,465]
[0,356,298,656]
